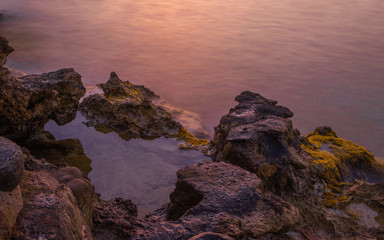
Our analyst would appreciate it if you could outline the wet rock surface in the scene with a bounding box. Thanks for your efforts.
[79,72,183,139]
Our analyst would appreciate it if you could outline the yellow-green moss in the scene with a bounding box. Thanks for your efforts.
[176,128,209,147]
[302,129,375,184]
[103,81,144,102]
[321,191,349,208]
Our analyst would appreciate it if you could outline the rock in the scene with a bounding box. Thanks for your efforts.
[188,232,235,240]
[92,198,137,240]
[0,186,23,240]
[0,137,24,191]
[0,67,86,136]
[211,91,309,193]
[133,162,300,239]
[11,170,87,240]
[0,36,14,67]
[79,72,183,139]
[302,126,384,184]
[54,167,95,229]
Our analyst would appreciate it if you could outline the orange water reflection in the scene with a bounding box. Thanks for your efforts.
[1,0,384,157]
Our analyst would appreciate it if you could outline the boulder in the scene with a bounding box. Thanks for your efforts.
[79,72,183,139]
[11,170,89,240]
[0,137,24,191]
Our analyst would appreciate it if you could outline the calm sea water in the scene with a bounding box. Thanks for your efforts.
[1,0,384,209]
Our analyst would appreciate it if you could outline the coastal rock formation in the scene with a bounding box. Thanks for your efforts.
[0,137,95,240]
[0,68,86,136]
[132,162,300,239]
[211,91,309,194]
[79,72,183,139]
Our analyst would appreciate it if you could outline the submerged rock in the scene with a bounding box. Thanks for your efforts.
[80,72,183,139]
[16,129,92,173]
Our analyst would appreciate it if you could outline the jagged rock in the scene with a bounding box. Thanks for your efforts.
[133,162,300,239]
[0,38,85,136]
[0,186,23,240]
[0,137,24,191]
[211,91,309,193]
[11,170,88,240]
[92,198,137,240]
[79,72,183,139]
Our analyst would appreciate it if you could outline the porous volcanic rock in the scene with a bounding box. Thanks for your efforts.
[92,197,137,240]
[211,91,309,193]
[0,137,24,191]
[79,72,183,139]
[11,170,87,240]
[132,162,300,239]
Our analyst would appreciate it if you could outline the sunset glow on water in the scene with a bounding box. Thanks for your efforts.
[1,0,384,214]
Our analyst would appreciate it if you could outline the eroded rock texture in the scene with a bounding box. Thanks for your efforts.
[79,72,183,139]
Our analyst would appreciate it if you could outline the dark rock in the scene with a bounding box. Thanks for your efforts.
[0,67,86,136]
[211,91,309,194]
[189,232,235,240]
[79,72,182,139]
[0,137,24,191]
[92,197,137,240]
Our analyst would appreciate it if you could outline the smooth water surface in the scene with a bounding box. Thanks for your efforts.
[45,114,207,217]
[1,0,383,157]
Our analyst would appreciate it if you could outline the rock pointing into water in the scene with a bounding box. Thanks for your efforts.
[80,72,183,139]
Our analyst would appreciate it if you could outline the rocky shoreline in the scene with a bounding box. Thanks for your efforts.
[1,36,384,239]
